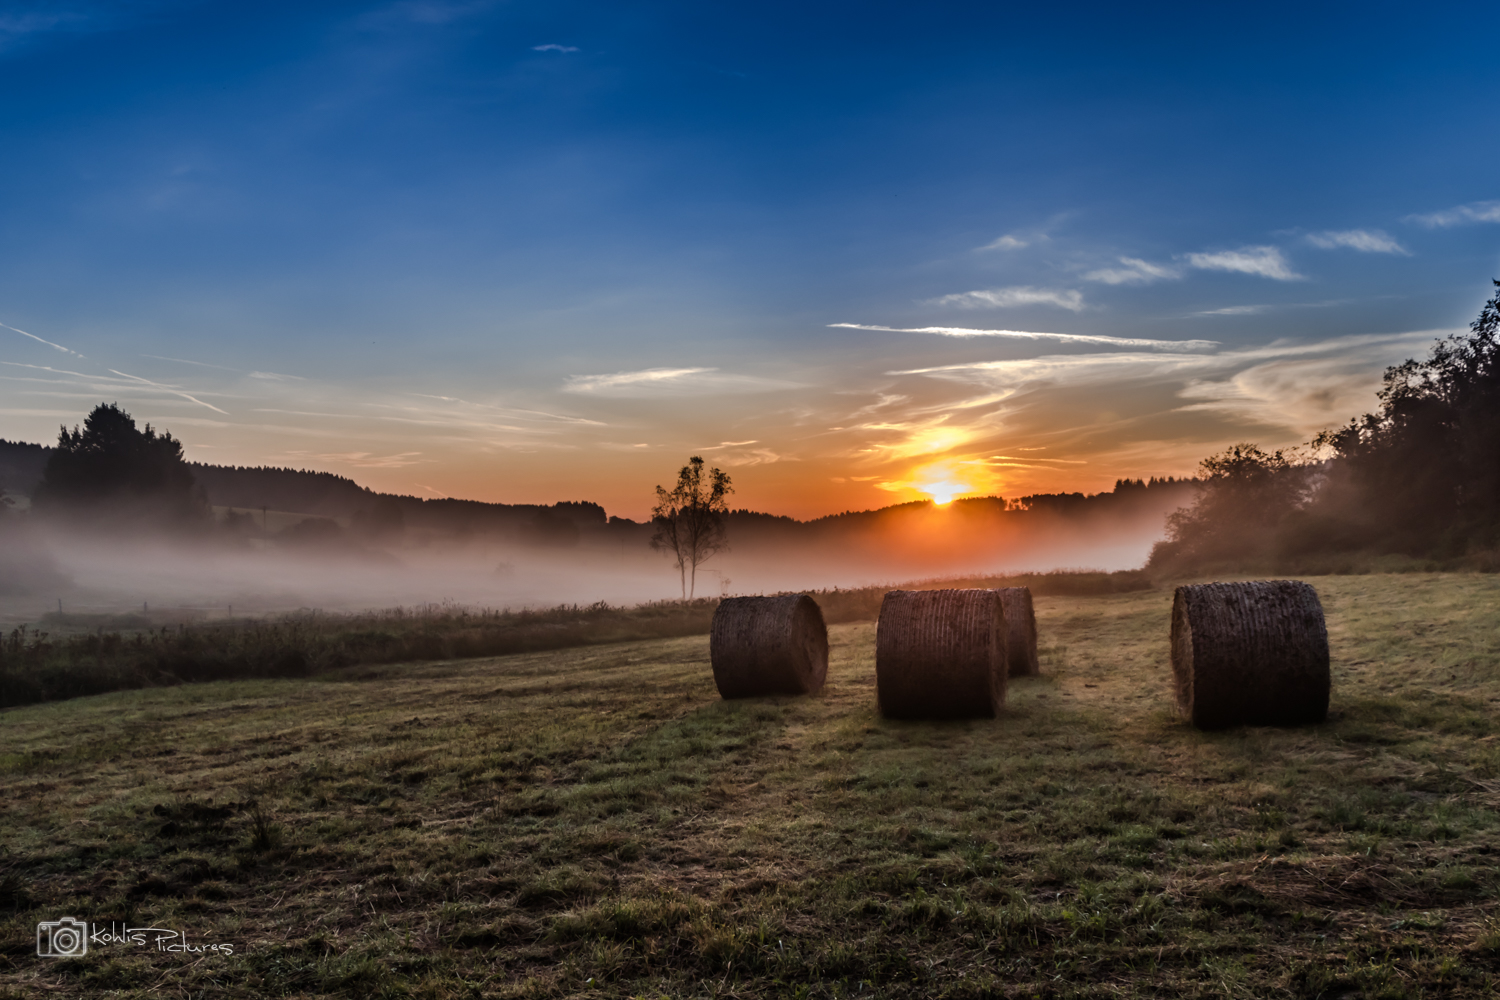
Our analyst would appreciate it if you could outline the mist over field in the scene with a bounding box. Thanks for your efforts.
[0,483,1186,627]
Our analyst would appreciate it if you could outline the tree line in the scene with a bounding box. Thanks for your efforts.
[1151,278,1500,574]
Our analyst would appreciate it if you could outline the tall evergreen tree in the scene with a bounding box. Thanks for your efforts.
[35,403,206,526]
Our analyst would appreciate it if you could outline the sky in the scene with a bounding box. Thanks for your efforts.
[0,0,1497,520]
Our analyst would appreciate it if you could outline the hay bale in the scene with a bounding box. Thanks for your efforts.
[1171,580,1330,730]
[876,589,1006,719]
[710,594,828,698]
[996,587,1039,677]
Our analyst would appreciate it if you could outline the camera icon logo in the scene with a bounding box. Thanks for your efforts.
[37,917,89,958]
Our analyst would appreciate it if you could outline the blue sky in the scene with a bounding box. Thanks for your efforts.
[1,0,1497,516]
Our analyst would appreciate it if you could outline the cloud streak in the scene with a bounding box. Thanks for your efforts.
[1185,245,1302,281]
[1305,229,1408,254]
[1196,305,1268,316]
[929,286,1085,311]
[143,354,306,380]
[1084,257,1180,285]
[976,234,1028,251]
[563,367,803,397]
[899,331,1438,376]
[829,323,1217,351]
[1406,201,1500,228]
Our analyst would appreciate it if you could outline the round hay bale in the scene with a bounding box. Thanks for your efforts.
[710,594,828,698]
[876,589,1006,719]
[1171,580,1330,730]
[996,587,1039,677]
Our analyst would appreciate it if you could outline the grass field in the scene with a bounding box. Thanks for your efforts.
[3,573,1500,998]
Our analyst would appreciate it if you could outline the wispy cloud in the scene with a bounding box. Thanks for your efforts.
[829,323,1216,352]
[1185,246,1303,281]
[532,43,579,53]
[1405,200,1500,228]
[824,329,1439,486]
[1196,305,1268,316]
[890,331,1441,410]
[1305,229,1408,254]
[1194,297,1357,318]
[929,286,1085,311]
[698,440,788,466]
[564,367,711,392]
[976,234,1028,251]
[0,407,78,418]
[563,367,803,397]
[309,451,427,469]
[143,354,306,380]
[2,321,84,357]
[403,393,602,426]
[1083,257,1181,285]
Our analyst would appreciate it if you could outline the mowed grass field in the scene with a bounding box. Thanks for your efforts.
[4,574,1500,999]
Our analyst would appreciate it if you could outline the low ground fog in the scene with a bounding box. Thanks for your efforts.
[0,490,1183,626]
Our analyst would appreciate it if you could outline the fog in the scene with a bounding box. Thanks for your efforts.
[0,491,1182,629]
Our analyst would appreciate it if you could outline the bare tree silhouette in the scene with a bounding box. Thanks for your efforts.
[651,456,733,599]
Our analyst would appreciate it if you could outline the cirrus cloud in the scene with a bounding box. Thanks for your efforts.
[828,323,1216,351]
[1305,229,1408,254]
[929,286,1085,311]
[1084,257,1181,285]
[563,367,803,397]
[1185,245,1303,281]
[976,234,1028,251]
[1405,200,1500,228]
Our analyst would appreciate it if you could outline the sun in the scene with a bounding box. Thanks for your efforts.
[912,464,973,505]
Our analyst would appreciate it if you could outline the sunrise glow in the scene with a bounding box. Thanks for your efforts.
[906,461,977,506]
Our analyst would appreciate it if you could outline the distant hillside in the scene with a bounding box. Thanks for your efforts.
[0,441,609,537]
[0,437,1196,549]
[725,477,1195,541]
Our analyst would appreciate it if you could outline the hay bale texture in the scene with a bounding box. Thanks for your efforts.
[1171,580,1330,730]
[996,587,1039,677]
[876,589,1006,719]
[710,594,829,698]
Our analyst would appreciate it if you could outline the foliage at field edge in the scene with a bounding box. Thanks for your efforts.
[1152,278,1500,576]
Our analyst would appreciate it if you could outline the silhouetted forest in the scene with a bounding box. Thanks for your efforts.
[1151,279,1500,574]
[0,416,1193,553]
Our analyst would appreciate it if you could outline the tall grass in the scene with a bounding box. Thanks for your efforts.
[0,600,720,709]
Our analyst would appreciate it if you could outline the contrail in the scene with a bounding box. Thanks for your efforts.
[108,369,231,415]
[1,321,85,358]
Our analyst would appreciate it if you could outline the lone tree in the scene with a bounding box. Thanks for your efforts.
[34,402,206,527]
[651,456,733,599]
